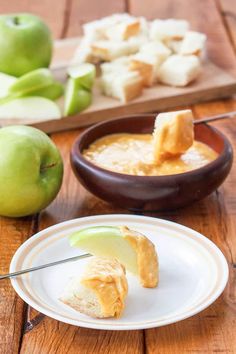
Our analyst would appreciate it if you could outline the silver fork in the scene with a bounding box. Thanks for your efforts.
[0,253,91,280]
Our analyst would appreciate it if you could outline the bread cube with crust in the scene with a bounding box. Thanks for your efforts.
[158,54,201,86]
[150,19,189,41]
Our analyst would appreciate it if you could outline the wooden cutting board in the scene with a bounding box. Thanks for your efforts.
[1,37,236,133]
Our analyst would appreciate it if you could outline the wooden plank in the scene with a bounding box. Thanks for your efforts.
[1,58,236,134]
[218,0,236,51]
[0,216,37,354]
[19,130,143,354]
[143,99,236,353]
[129,0,236,76]
[0,0,68,39]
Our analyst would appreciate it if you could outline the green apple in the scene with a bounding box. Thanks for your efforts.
[0,72,16,98]
[0,97,61,121]
[31,81,64,100]
[0,13,52,77]
[0,125,63,217]
[8,68,54,96]
[64,78,92,116]
[69,226,137,273]
[67,63,96,90]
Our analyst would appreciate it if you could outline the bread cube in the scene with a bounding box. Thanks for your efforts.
[130,42,171,86]
[179,31,207,56]
[150,19,189,41]
[158,54,201,86]
[100,56,132,75]
[101,71,143,102]
[165,39,183,53]
[91,40,139,61]
[104,19,141,41]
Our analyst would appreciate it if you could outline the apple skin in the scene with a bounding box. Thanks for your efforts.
[0,125,63,217]
[0,13,53,77]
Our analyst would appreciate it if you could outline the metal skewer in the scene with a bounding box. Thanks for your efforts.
[0,253,91,280]
[193,110,236,125]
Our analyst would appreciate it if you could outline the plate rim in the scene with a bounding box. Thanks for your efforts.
[10,214,229,330]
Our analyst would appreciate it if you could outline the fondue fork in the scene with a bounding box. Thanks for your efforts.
[0,253,92,280]
[193,110,236,125]
[145,110,236,124]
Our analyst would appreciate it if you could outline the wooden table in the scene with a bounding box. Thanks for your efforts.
[0,0,236,353]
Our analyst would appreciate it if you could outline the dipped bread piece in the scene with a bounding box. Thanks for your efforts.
[153,109,194,163]
[60,257,128,318]
[69,226,158,288]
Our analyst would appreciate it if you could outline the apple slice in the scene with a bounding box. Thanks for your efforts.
[64,78,92,116]
[67,63,96,90]
[0,72,17,98]
[69,226,137,273]
[0,97,61,121]
[31,81,64,100]
[8,68,54,96]
[69,225,158,288]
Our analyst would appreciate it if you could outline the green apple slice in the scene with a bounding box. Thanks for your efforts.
[69,226,137,273]
[67,63,96,90]
[8,68,54,96]
[0,97,61,121]
[0,72,17,98]
[31,82,64,100]
[64,78,92,116]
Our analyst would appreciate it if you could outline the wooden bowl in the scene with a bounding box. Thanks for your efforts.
[70,114,233,211]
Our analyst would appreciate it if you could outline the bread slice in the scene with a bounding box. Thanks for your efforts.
[179,31,207,56]
[101,70,143,102]
[129,42,170,86]
[60,257,128,319]
[158,54,201,86]
[150,19,189,41]
[153,109,194,163]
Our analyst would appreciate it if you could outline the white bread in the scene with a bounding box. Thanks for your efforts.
[83,13,134,40]
[179,31,207,56]
[104,18,141,41]
[158,54,201,86]
[71,37,101,64]
[150,19,189,41]
[101,70,143,102]
[165,39,183,53]
[121,226,159,288]
[91,40,139,61]
[100,56,132,75]
[153,109,194,163]
[130,42,170,86]
[60,257,128,319]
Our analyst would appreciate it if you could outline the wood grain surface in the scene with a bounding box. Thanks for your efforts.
[0,0,235,353]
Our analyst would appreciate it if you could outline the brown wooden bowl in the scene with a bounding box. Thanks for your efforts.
[70,114,233,211]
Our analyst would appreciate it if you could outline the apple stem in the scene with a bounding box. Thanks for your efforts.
[40,162,57,172]
[13,17,20,25]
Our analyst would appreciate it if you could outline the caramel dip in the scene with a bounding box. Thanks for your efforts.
[83,110,218,176]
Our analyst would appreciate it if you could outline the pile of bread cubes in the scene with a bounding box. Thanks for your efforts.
[72,13,207,103]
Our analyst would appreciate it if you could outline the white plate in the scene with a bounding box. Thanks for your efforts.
[10,214,228,330]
